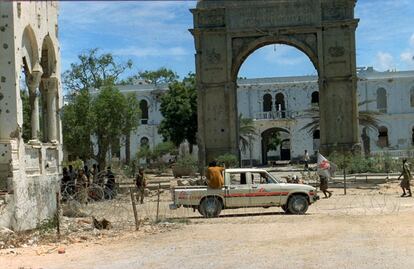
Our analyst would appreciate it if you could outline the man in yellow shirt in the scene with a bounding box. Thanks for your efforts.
[206,161,225,189]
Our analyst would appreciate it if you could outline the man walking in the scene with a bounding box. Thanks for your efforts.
[135,168,147,204]
[398,159,412,197]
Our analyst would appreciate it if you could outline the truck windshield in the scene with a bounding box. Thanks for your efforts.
[264,173,279,184]
[251,172,279,184]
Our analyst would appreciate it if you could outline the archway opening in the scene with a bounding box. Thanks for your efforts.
[139,100,149,124]
[236,44,318,164]
[313,130,320,154]
[377,126,389,148]
[261,128,290,165]
[20,61,31,143]
[311,91,319,107]
[39,35,57,143]
[263,94,272,113]
[376,88,387,113]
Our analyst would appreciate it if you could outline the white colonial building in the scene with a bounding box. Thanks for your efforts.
[117,67,414,166]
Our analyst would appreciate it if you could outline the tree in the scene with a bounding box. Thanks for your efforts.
[158,73,197,151]
[62,90,94,161]
[62,49,139,167]
[91,85,140,168]
[266,131,282,152]
[62,48,132,93]
[123,67,178,85]
[239,114,257,152]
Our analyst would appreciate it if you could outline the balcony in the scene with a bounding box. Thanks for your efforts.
[254,111,298,120]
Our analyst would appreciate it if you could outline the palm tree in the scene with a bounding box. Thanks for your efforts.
[239,114,257,152]
[239,115,258,167]
[300,101,382,134]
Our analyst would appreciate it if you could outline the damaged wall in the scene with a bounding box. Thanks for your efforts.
[0,1,63,231]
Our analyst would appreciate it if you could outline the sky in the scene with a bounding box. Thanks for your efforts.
[59,0,414,80]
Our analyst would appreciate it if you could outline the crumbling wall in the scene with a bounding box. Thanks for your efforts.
[0,1,62,231]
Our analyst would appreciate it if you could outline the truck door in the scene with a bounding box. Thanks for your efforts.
[224,172,251,208]
[249,172,281,207]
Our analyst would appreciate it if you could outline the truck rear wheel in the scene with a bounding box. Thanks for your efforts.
[287,195,309,215]
[199,197,222,218]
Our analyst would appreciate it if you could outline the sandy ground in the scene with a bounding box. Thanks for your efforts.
[2,182,414,269]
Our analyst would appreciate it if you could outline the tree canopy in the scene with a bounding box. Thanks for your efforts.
[123,67,178,85]
[158,73,197,148]
[63,48,132,93]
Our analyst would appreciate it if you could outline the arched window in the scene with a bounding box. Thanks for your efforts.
[311,91,319,106]
[139,100,149,124]
[263,94,272,112]
[140,137,149,148]
[275,93,286,118]
[377,126,389,148]
[410,87,414,107]
[377,88,387,113]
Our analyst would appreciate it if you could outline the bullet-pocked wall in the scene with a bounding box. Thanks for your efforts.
[0,1,63,231]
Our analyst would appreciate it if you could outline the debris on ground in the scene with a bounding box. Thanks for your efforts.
[92,217,112,230]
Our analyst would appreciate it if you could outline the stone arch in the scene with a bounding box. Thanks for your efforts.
[261,127,290,164]
[140,137,149,147]
[139,99,149,124]
[311,91,319,106]
[193,0,360,165]
[377,126,389,148]
[40,34,57,78]
[275,92,286,118]
[262,93,272,112]
[232,35,319,81]
[21,25,39,73]
[376,87,387,113]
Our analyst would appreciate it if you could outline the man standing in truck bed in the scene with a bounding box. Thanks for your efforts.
[206,161,224,189]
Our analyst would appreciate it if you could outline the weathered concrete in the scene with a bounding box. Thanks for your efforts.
[192,0,360,165]
[0,1,63,231]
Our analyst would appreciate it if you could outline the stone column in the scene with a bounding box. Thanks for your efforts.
[45,75,58,143]
[26,62,43,143]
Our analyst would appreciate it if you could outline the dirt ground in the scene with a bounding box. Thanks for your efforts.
[2,181,414,269]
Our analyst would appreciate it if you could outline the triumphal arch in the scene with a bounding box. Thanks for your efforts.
[192,0,360,165]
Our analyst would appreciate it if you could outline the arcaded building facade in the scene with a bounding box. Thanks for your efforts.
[0,2,63,230]
[120,68,414,166]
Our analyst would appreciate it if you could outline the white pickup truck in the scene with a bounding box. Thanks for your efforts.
[170,168,319,217]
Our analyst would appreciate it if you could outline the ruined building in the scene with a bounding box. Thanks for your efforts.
[0,2,63,230]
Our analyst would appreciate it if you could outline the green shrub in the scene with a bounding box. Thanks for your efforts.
[175,155,197,169]
[217,153,239,168]
[327,152,407,174]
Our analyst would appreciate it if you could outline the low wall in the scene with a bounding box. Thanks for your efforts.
[0,141,61,231]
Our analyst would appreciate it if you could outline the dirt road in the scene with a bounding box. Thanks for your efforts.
[2,185,414,269]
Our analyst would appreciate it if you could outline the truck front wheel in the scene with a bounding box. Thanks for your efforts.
[199,197,222,218]
[287,195,309,215]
